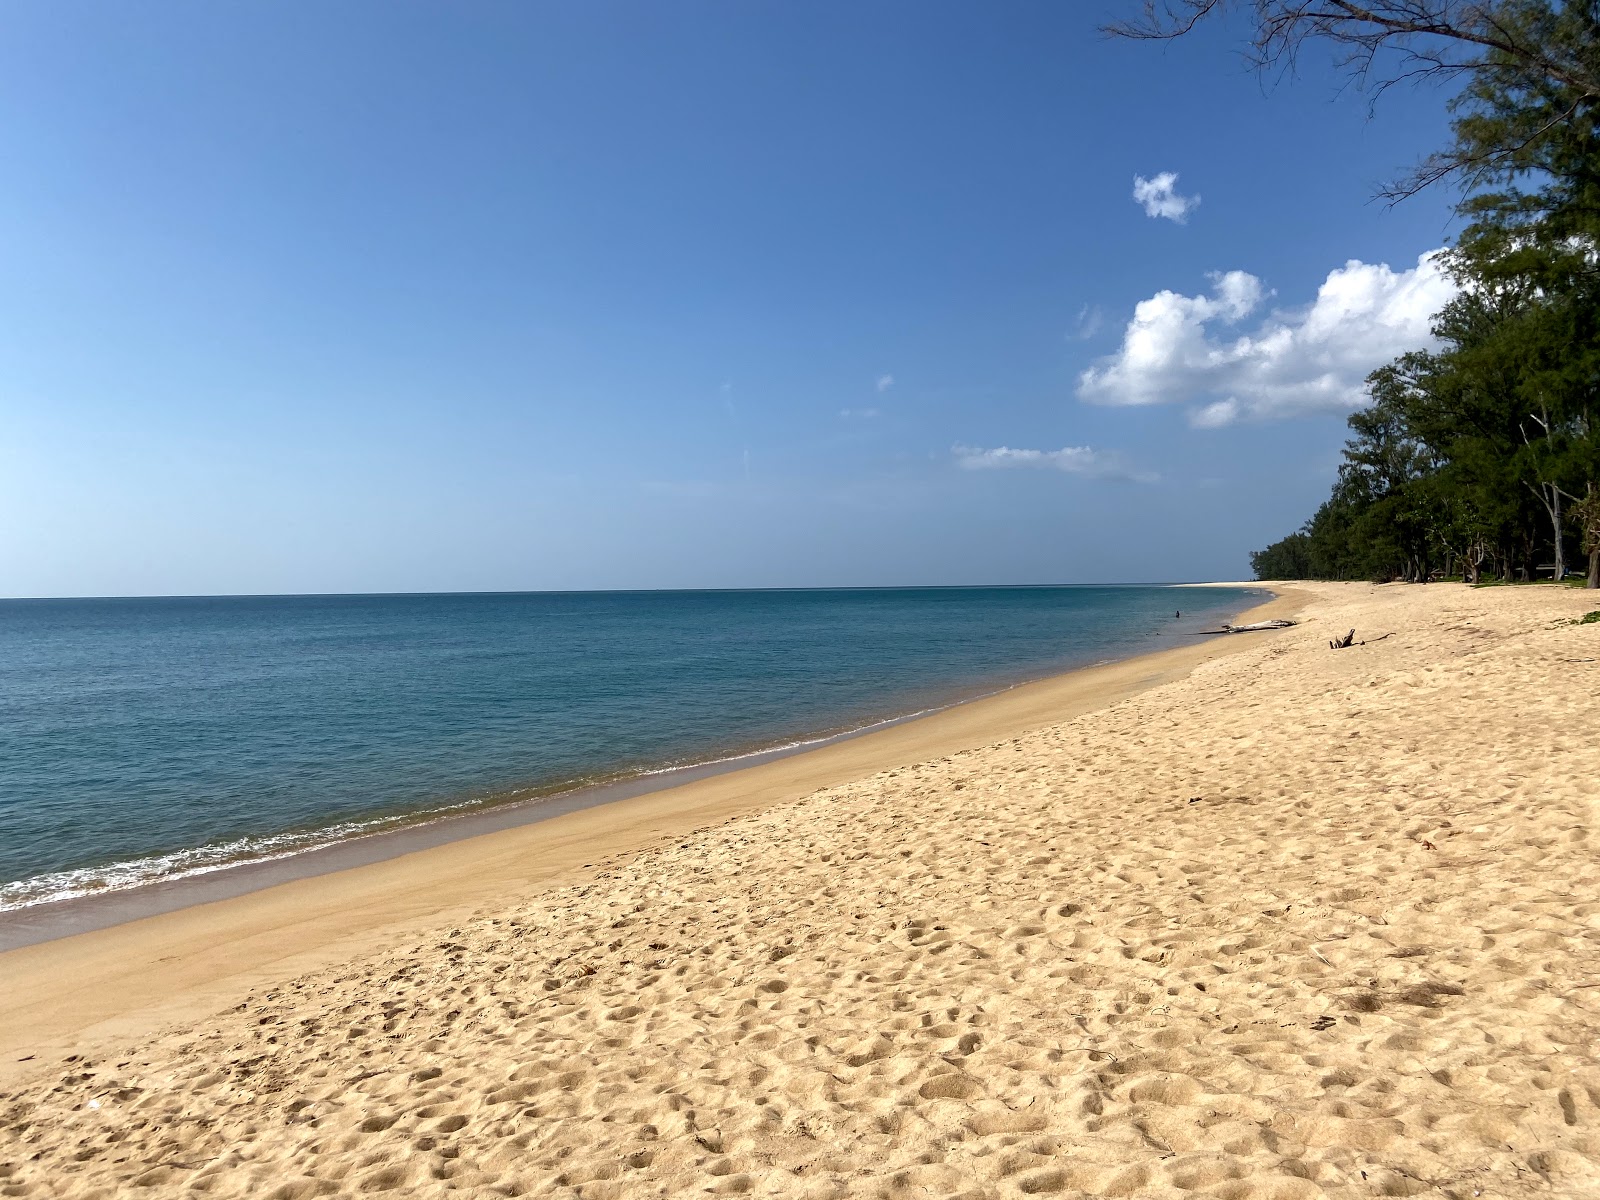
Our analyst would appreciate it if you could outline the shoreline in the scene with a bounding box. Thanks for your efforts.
[0,586,1267,951]
[0,584,1297,1081]
[10,580,1600,1198]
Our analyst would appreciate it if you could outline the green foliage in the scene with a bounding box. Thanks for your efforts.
[1581,610,1600,622]
[1252,1,1600,588]
[1445,1,1600,241]
[1254,267,1598,582]
[1248,532,1312,580]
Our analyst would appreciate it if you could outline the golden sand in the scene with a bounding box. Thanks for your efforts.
[3,581,1599,1199]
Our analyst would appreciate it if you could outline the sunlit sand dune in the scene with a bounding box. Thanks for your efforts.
[3,581,1599,1199]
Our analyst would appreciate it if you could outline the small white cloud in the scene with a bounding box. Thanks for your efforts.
[1072,304,1104,341]
[1077,250,1456,425]
[875,374,895,393]
[953,443,1157,483]
[1190,399,1239,429]
[1133,172,1199,223]
[839,408,881,420]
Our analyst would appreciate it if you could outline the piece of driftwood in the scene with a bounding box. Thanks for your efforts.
[1198,619,1297,636]
[1330,630,1395,649]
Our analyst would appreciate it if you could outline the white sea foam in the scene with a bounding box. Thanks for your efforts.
[0,695,1000,914]
[0,816,394,912]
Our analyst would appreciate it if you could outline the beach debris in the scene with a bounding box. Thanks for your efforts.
[1329,630,1395,650]
[1199,619,1297,636]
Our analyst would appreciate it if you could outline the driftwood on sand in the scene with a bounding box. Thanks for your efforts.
[1330,629,1395,650]
[1199,619,1297,636]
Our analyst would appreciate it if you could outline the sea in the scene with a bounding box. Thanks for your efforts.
[0,586,1256,919]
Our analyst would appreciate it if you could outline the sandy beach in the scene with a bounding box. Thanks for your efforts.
[3,580,1599,1198]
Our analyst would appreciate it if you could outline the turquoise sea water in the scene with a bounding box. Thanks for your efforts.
[0,586,1255,911]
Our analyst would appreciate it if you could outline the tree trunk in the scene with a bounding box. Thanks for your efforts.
[1581,483,1599,589]
[1552,485,1566,582]
[1528,480,1565,582]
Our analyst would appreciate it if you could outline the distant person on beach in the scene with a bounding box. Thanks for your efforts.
[1175,610,1181,619]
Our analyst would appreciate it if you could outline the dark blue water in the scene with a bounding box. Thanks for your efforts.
[0,586,1254,910]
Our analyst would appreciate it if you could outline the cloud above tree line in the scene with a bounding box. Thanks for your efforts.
[1077,250,1457,427]
[1132,172,1199,223]
[954,443,1158,483]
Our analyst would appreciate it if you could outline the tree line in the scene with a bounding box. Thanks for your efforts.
[1249,226,1600,586]
[1109,3,1600,588]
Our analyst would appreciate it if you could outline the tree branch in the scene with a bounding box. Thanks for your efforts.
[1102,2,1600,101]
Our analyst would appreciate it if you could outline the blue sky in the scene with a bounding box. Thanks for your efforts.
[1,1,1462,595]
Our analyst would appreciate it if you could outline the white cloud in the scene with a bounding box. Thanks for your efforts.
[953,443,1157,483]
[1190,399,1239,429]
[875,374,895,393]
[1077,250,1456,426]
[839,407,880,419]
[1132,172,1199,223]
[1072,304,1104,340]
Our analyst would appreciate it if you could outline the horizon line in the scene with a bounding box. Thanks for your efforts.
[0,581,1256,603]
